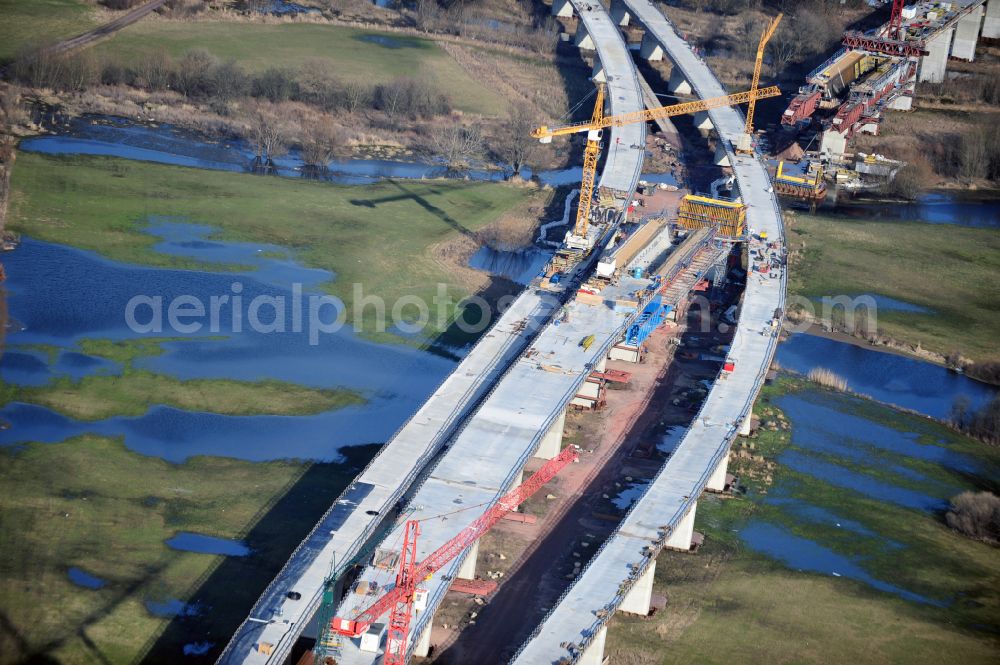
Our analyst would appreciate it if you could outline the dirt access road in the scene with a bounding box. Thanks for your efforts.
[46,0,168,56]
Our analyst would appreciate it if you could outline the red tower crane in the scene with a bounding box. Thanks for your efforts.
[330,446,580,664]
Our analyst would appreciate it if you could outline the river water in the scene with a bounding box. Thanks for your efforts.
[775,333,997,421]
[834,193,1000,228]
[19,115,584,187]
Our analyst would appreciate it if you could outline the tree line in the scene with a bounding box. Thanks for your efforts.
[11,46,452,122]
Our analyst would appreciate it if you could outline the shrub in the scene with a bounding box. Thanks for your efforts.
[945,491,1000,543]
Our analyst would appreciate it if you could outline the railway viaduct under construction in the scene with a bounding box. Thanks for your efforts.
[217,1,786,664]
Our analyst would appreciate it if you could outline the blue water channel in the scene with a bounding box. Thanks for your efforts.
[19,115,581,187]
[834,193,1000,227]
[776,333,997,420]
[0,222,458,462]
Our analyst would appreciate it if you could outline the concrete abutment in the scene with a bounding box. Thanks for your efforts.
[666,502,696,551]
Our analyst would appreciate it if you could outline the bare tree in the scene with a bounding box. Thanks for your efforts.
[342,80,372,114]
[495,107,538,176]
[767,25,800,78]
[247,104,290,173]
[301,117,347,175]
[432,123,483,171]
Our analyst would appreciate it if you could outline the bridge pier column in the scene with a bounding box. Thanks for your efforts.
[705,452,729,492]
[535,409,566,459]
[667,67,692,95]
[457,539,480,580]
[592,59,606,83]
[609,0,631,26]
[593,354,607,373]
[412,621,432,657]
[551,0,574,18]
[692,111,714,134]
[619,560,656,615]
[952,5,984,61]
[739,410,753,437]
[575,23,596,51]
[666,502,696,551]
[985,0,1000,39]
[713,142,731,167]
[577,625,607,665]
[639,32,664,61]
[919,26,954,83]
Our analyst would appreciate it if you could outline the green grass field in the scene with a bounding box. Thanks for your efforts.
[0,370,362,420]
[786,213,1000,363]
[0,435,376,664]
[605,378,1000,665]
[92,21,507,115]
[8,153,541,338]
[0,0,97,63]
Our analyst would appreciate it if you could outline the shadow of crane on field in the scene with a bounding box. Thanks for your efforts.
[349,180,475,238]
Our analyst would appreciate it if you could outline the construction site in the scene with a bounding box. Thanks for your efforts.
[774,0,998,202]
[213,1,790,664]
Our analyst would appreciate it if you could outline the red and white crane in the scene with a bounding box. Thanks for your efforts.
[330,446,580,665]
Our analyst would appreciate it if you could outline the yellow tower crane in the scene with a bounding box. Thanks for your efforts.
[532,84,781,243]
[737,12,783,154]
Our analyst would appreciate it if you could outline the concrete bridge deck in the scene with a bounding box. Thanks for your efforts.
[511,1,787,662]
[217,1,648,662]
[217,287,561,664]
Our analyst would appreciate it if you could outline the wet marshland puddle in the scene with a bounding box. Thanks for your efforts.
[166,532,251,557]
[68,567,107,590]
[0,223,457,461]
[737,386,991,606]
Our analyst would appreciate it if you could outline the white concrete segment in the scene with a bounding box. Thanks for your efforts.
[985,0,1000,39]
[217,288,559,665]
[571,0,646,196]
[511,1,788,661]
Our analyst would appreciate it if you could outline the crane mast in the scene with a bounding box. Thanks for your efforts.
[742,13,783,145]
[331,446,580,664]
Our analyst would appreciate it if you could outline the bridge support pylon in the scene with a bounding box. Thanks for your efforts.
[692,110,714,133]
[705,452,729,493]
[713,142,731,166]
[576,23,596,51]
[536,409,567,460]
[639,32,664,61]
[609,0,631,26]
[619,560,656,615]
[985,0,1000,39]
[667,67,693,95]
[739,410,753,437]
[592,59,607,83]
[577,625,608,665]
[666,502,697,551]
[551,0,574,18]
[952,5,984,61]
[413,621,433,657]
[918,26,954,83]
[457,539,480,580]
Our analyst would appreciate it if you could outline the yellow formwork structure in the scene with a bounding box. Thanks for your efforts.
[677,194,747,240]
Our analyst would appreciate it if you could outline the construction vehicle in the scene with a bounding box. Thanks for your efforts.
[329,446,580,665]
[737,12,782,154]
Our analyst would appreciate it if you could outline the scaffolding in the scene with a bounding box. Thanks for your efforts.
[677,195,747,240]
